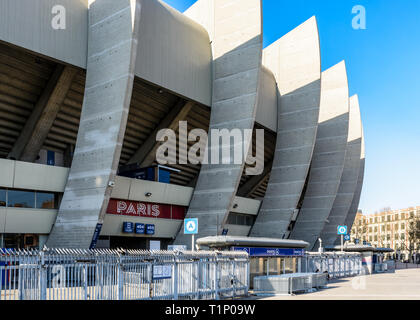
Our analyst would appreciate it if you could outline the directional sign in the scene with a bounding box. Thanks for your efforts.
[184,218,198,235]
[344,234,351,241]
[337,225,348,235]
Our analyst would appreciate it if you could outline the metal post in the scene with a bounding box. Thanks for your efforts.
[215,258,220,300]
[39,251,47,300]
[341,234,344,252]
[173,260,178,300]
[192,234,195,252]
[117,257,124,300]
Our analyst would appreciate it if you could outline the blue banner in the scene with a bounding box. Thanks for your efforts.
[232,247,305,257]
[89,223,103,249]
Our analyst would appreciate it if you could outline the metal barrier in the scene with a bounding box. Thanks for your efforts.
[301,252,362,279]
[0,248,249,300]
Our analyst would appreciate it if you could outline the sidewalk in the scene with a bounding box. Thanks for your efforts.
[245,269,420,300]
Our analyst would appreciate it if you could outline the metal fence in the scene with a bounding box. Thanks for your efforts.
[301,252,362,278]
[0,248,249,300]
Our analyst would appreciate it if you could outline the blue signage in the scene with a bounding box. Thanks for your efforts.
[355,239,360,244]
[344,234,351,241]
[184,218,198,235]
[232,247,305,257]
[123,222,134,233]
[89,223,103,249]
[222,229,229,236]
[337,225,348,235]
[135,223,145,234]
[146,224,155,235]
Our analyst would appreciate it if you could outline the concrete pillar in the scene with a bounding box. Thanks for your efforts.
[46,0,142,248]
[321,95,362,247]
[290,61,350,250]
[250,17,321,238]
[174,0,263,248]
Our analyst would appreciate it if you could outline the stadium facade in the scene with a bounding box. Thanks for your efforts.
[0,0,364,251]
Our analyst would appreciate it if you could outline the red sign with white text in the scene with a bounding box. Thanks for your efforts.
[106,199,186,220]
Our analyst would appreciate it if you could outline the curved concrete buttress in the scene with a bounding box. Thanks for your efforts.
[250,17,321,238]
[290,61,349,250]
[46,0,142,248]
[319,94,362,247]
[255,66,278,132]
[174,0,263,248]
[342,126,365,240]
[135,0,212,106]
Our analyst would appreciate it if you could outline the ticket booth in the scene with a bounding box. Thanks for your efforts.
[196,236,309,288]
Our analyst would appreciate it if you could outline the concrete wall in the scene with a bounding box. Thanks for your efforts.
[0,0,88,68]
[134,0,212,106]
[46,0,143,248]
[175,0,263,248]
[251,17,321,239]
[290,61,349,250]
[101,214,182,238]
[321,95,362,246]
[343,126,365,237]
[0,207,57,234]
[0,159,69,192]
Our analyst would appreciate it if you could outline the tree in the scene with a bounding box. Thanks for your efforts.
[407,215,420,260]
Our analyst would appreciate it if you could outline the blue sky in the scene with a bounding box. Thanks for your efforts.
[163,0,420,215]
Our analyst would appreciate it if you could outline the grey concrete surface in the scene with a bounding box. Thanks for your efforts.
[290,61,349,250]
[321,95,362,246]
[250,17,321,239]
[175,0,263,248]
[247,269,420,300]
[343,127,365,236]
[47,0,142,248]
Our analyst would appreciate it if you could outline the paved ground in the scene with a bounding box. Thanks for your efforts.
[247,269,420,300]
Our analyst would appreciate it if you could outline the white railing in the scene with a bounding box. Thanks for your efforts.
[0,248,249,300]
[301,252,362,278]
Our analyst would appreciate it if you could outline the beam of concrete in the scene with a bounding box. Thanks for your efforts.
[174,0,263,248]
[320,94,362,247]
[290,61,350,250]
[250,17,321,238]
[342,126,365,240]
[8,65,78,162]
[46,0,142,248]
[128,99,194,166]
[237,160,273,198]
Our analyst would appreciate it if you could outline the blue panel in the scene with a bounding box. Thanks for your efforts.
[158,169,170,184]
[135,223,145,234]
[232,247,305,257]
[123,222,134,233]
[47,150,55,166]
[146,224,155,235]
[146,167,155,181]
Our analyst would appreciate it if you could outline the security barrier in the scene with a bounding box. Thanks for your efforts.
[0,248,249,300]
[301,252,362,278]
